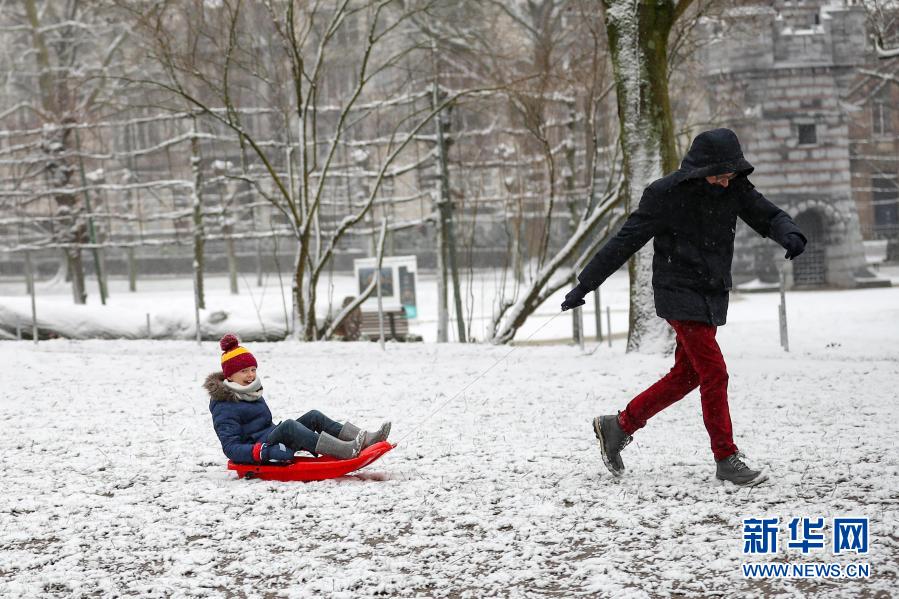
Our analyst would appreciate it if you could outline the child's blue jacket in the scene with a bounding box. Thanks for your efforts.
[204,372,276,464]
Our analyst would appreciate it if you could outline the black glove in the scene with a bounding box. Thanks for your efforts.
[260,442,295,463]
[783,232,806,260]
[561,283,589,311]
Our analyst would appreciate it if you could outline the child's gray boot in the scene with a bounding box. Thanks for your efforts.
[593,414,632,476]
[364,422,391,447]
[339,421,391,449]
[315,430,363,459]
[338,421,362,441]
[715,451,768,487]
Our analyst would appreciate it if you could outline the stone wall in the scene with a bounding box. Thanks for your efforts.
[702,0,874,287]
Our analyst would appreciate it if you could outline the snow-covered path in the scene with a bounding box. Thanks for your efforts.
[2,287,898,597]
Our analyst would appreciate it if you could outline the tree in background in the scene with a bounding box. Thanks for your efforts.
[601,0,693,353]
[866,0,899,58]
[130,0,481,340]
[414,0,624,344]
[2,0,128,304]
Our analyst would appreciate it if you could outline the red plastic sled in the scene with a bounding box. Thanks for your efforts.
[228,441,395,481]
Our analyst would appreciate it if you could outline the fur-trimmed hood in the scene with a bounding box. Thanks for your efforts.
[204,371,238,402]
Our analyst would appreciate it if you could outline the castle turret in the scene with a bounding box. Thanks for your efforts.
[700,0,877,288]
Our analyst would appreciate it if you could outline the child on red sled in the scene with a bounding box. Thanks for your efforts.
[205,334,391,464]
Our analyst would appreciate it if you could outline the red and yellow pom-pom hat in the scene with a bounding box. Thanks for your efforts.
[219,333,257,379]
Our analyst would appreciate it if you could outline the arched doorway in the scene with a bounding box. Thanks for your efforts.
[793,210,827,286]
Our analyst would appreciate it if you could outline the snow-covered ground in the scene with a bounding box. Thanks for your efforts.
[1,270,897,597]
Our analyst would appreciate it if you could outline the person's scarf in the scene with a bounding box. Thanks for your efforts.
[223,376,264,401]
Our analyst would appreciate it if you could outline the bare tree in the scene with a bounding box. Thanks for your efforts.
[126,0,494,340]
[866,0,899,58]
[489,0,624,343]
[413,0,624,343]
[1,0,128,304]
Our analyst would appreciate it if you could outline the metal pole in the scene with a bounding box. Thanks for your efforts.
[594,288,603,342]
[376,261,385,350]
[193,259,202,345]
[436,224,448,342]
[26,251,37,344]
[24,253,33,295]
[571,275,583,347]
[375,219,388,351]
[606,306,612,348]
[146,313,151,339]
[779,268,789,352]
[578,307,585,351]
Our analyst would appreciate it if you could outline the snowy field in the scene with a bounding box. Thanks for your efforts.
[1,270,898,597]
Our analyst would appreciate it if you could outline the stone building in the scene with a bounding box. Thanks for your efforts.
[846,59,899,248]
[701,0,890,288]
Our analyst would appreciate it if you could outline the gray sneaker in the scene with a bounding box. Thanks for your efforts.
[593,414,632,476]
[716,452,768,487]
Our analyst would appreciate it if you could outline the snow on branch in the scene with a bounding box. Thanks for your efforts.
[876,38,899,58]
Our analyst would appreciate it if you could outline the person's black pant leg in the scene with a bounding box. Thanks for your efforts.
[267,419,319,453]
[297,409,343,437]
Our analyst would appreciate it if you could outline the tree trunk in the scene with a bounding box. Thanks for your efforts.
[297,211,312,342]
[74,128,108,305]
[67,247,88,305]
[603,0,684,354]
[304,265,320,342]
[123,123,138,292]
[433,84,466,342]
[434,86,449,343]
[255,237,263,287]
[564,102,582,345]
[128,247,137,292]
[291,244,302,338]
[436,216,449,343]
[52,123,87,306]
[26,0,88,305]
[226,229,239,295]
[190,120,206,310]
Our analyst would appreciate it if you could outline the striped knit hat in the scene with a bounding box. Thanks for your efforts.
[219,334,257,379]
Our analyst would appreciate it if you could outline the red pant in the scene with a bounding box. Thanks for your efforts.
[618,320,737,461]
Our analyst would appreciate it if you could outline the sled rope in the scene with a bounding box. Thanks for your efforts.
[399,311,563,443]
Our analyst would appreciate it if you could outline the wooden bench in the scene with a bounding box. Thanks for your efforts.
[360,309,410,341]
[331,296,418,341]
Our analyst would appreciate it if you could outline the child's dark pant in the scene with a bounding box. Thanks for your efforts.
[617,319,737,461]
[266,410,344,454]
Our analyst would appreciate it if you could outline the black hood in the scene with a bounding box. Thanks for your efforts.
[672,128,754,184]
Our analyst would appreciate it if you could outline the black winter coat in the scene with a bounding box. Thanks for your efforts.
[577,128,806,326]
